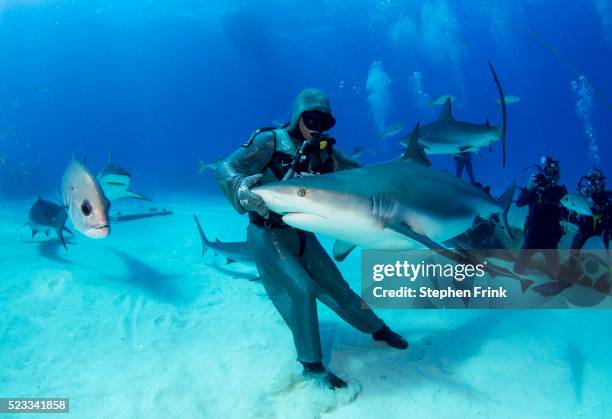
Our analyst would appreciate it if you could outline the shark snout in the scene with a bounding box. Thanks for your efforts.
[252,185,293,214]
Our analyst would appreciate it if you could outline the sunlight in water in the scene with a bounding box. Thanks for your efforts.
[571,75,601,167]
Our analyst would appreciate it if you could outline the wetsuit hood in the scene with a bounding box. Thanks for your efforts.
[287,88,333,132]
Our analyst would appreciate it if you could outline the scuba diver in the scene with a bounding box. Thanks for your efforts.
[571,168,611,252]
[453,151,477,184]
[513,156,569,295]
[214,88,407,390]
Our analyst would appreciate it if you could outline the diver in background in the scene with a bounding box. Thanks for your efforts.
[570,168,612,252]
[513,157,568,294]
[215,88,407,390]
[454,151,476,184]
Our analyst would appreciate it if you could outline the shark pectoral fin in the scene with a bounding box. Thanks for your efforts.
[387,222,447,250]
[45,231,50,237]
[32,229,38,238]
[63,226,75,236]
[226,258,236,264]
[125,189,152,201]
[249,276,261,282]
[57,228,68,250]
[333,240,357,262]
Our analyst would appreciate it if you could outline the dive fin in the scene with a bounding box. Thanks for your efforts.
[193,214,210,256]
[333,240,357,262]
[401,123,430,166]
[438,97,455,120]
[497,180,517,240]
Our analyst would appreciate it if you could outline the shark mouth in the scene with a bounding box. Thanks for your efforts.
[281,212,326,225]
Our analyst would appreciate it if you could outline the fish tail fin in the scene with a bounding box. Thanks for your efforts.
[193,214,209,256]
[489,61,507,167]
[198,159,206,175]
[498,180,517,240]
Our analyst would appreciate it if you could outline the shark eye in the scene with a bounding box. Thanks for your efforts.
[81,200,92,216]
[297,188,306,197]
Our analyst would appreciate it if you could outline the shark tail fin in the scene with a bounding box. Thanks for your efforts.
[193,214,209,256]
[497,180,517,240]
[489,61,507,167]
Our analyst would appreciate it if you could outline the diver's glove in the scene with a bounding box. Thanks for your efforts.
[237,174,269,218]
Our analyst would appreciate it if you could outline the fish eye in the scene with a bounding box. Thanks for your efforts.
[297,188,306,197]
[81,200,92,216]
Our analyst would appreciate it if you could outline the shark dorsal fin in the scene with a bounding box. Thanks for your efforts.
[438,97,454,121]
[401,123,430,166]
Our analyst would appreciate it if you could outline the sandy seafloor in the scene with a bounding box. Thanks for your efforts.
[1,194,612,419]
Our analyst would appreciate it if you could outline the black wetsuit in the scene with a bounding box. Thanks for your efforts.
[570,190,612,252]
[454,152,476,184]
[513,178,568,274]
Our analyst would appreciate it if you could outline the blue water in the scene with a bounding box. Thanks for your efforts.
[1,1,612,418]
[1,0,610,198]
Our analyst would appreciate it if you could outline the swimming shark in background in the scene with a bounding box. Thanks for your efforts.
[24,197,74,249]
[61,156,110,238]
[193,214,252,264]
[401,62,508,166]
[428,95,457,109]
[97,151,150,201]
[378,122,405,138]
[253,124,516,262]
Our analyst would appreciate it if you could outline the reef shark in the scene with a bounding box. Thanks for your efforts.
[401,62,508,166]
[97,151,150,201]
[252,123,516,263]
[24,197,74,249]
[193,214,252,264]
